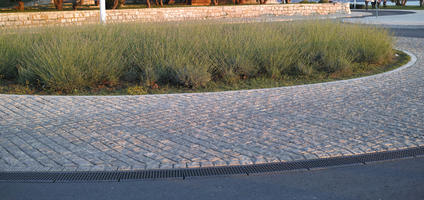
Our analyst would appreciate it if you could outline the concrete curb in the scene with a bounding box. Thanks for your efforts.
[0,50,417,99]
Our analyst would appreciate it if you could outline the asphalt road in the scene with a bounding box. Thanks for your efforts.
[1,156,423,200]
[390,28,424,38]
[349,10,424,38]
[351,10,416,17]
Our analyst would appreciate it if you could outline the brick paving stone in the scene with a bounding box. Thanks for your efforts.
[0,36,423,172]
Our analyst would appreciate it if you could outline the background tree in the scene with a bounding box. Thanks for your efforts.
[106,0,125,9]
[72,0,84,10]
[10,0,24,11]
[154,0,163,6]
[391,0,401,6]
[53,0,63,10]
[401,0,407,6]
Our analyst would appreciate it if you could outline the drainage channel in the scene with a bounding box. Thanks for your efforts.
[1,146,423,182]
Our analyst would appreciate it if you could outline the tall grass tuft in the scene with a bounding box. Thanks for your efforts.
[0,32,28,80]
[15,27,127,92]
[0,21,393,93]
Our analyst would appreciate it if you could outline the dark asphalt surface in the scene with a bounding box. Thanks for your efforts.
[349,10,424,38]
[351,10,416,17]
[1,156,423,200]
[390,28,424,38]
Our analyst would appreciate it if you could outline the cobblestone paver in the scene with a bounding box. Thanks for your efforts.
[0,37,423,172]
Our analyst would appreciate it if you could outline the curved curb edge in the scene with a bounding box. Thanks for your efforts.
[1,146,423,182]
[0,49,417,98]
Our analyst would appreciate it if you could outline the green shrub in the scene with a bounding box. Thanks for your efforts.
[319,0,329,3]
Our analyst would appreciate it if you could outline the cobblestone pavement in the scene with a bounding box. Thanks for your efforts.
[1,35,423,172]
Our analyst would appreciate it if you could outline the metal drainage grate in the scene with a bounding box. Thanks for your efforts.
[1,146,423,182]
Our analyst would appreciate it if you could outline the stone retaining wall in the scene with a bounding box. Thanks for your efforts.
[0,3,350,28]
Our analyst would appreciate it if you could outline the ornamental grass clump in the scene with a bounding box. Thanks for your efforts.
[0,33,26,80]
[0,21,394,94]
[16,27,126,92]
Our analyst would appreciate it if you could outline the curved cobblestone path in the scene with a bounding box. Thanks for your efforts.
[0,35,423,172]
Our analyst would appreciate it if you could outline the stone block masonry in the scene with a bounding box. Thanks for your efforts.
[0,3,350,28]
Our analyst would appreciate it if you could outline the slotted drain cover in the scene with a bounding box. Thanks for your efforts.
[1,146,423,182]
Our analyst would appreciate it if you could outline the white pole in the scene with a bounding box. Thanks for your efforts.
[354,0,356,9]
[100,0,106,24]
[376,0,379,17]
